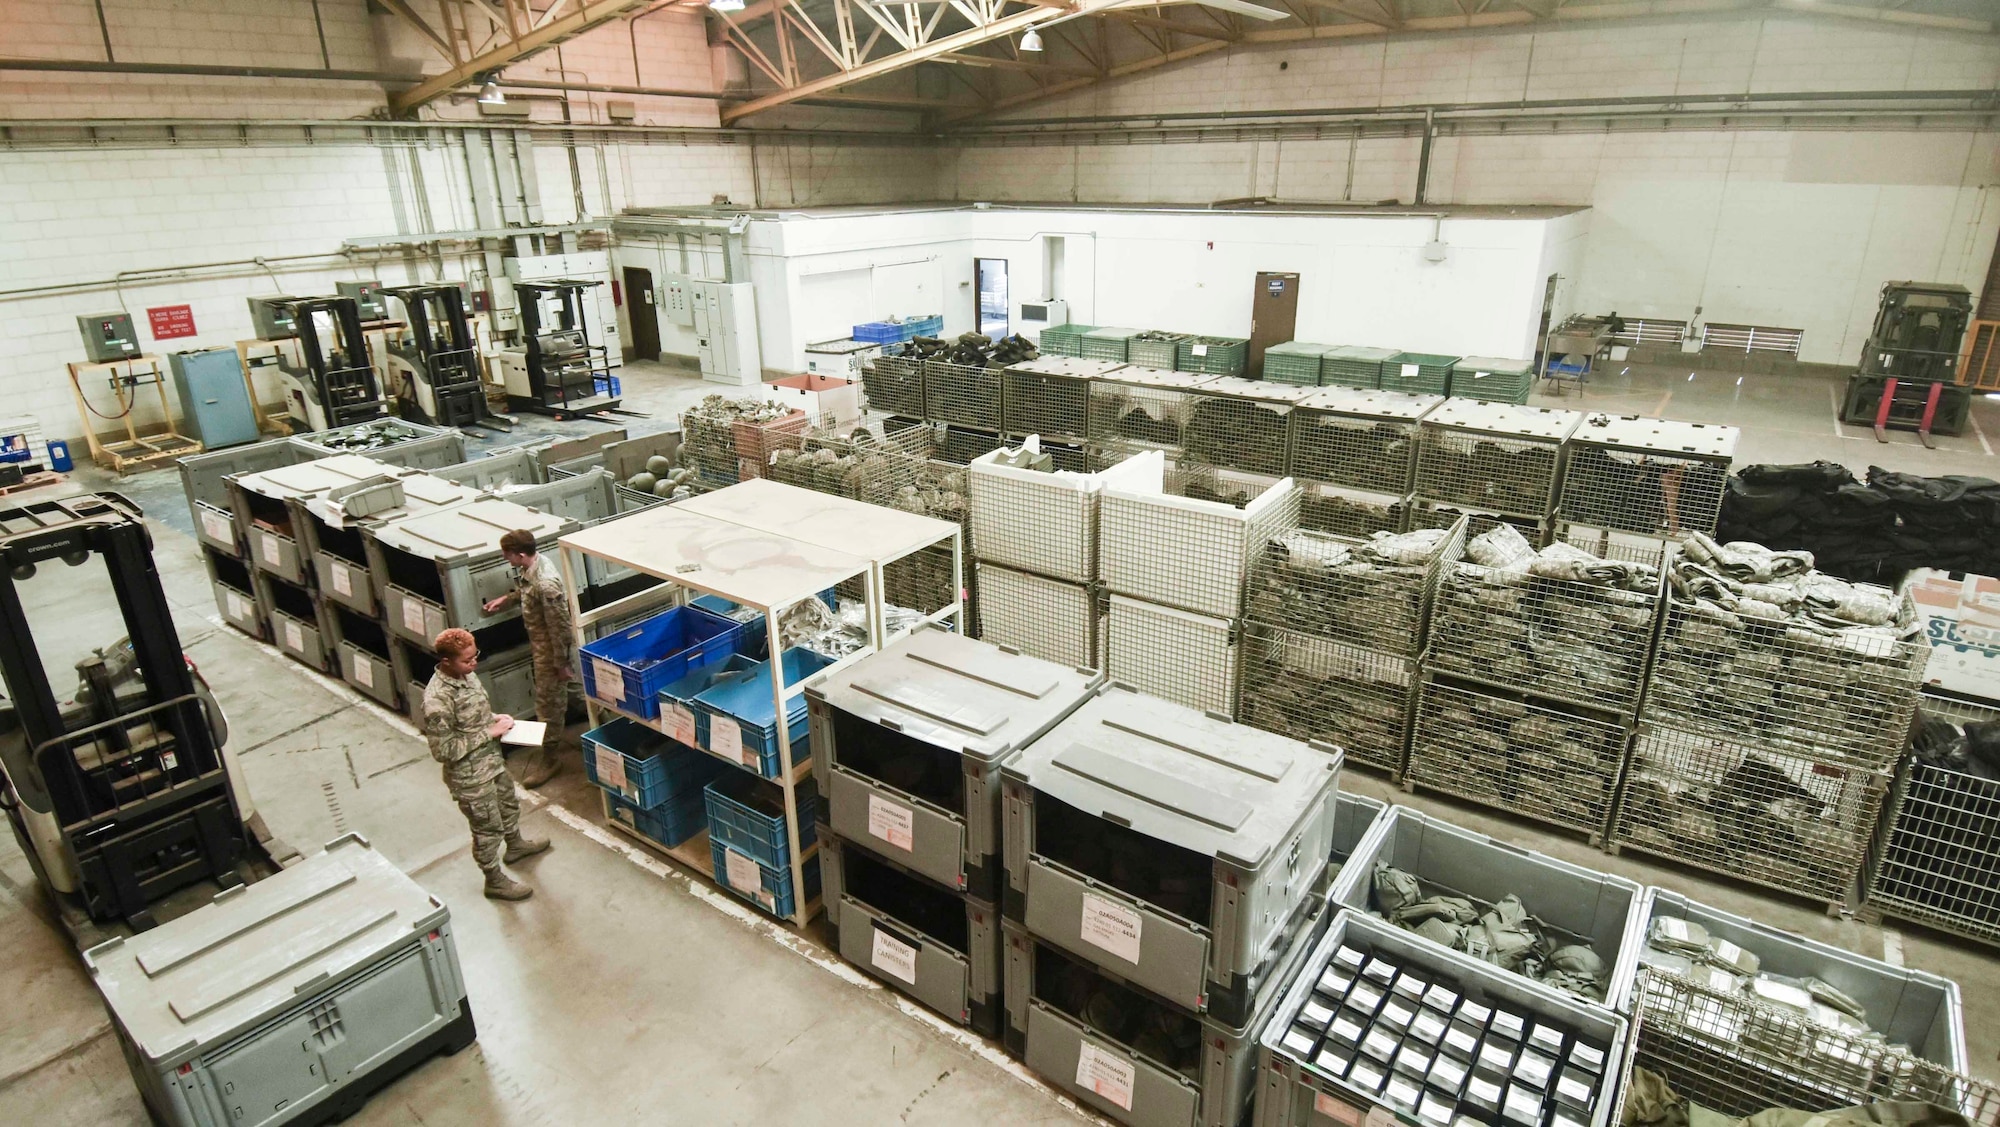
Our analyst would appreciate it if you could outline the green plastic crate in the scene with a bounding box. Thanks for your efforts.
[1128,331,1190,369]
[1449,356,1536,404]
[1261,341,1330,386]
[1177,335,1247,376]
[1321,345,1397,388]
[1038,323,1094,357]
[1382,351,1458,395]
[1080,326,1141,362]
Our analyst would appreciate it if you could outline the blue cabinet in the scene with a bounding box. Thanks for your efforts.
[169,348,260,449]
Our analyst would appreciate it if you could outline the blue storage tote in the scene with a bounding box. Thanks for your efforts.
[909,315,944,337]
[606,790,709,848]
[690,647,836,776]
[853,321,912,345]
[704,772,819,870]
[582,717,726,808]
[711,840,821,918]
[580,604,745,719]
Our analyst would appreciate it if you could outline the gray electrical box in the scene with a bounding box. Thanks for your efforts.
[336,281,389,321]
[248,296,299,340]
[78,311,141,362]
[84,833,475,1127]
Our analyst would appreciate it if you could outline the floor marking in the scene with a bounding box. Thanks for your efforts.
[1881,928,1905,968]
[1970,410,1995,457]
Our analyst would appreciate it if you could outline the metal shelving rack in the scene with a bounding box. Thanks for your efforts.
[557,481,962,927]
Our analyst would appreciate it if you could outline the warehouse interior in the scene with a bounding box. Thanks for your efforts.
[5,2,2000,1125]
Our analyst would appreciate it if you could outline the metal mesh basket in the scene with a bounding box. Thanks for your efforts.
[1182,378,1313,477]
[1261,341,1329,385]
[1002,357,1122,441]
[1409,502,1548,546]
[1104,593,1238,717]
[1645,583,1927,771]
[1321,345,1397,388]
[1085,367,1217,465]
[1406,675,1630,842]
[1555,522,1685,566]
[1558,416,1739,538]
[1244,521,1462,657]
[1414,401,1581,519]
[931,425,1006,465]
[1299,482,1409,538]
[679,403,752,487]
[974,562,1100,670]
[1240,623,1414,775]
[861,355,926,417]
[1612,723,1890,907]
[1127,331,1189,369]
[1099,476,1300,618]
[923,359,1004,430]
[1288,386,1441,495]
[968,446,1160,584]
[1864,694,2000,947]
[1426,540,1664,716]
[1037,323,1094,357]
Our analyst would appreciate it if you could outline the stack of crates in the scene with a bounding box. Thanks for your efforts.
[1448,356,1537,404]
[1240,517,1463,777]
[1262,341,1331,385]
[861,354,927,419]
[580,603,750,721]
[1127,330,1190,370]
[1865,693,2000,947]
[1085,366,1221,472]
[585,716,728,847]
[1411,400,1582,542]
[1001,356,1125,448]
[1555,415,1738,558]
[809,625,1103,1036]
[704,769,821,918]
[1381,352,1459,395]
[1038,323,1095,358]
[1081,327,1143,363]
[1001,683,1344,1127]
[1180,377,1315,480]
[1321,345,1398,389]
[1177,335,1248,377]
[1286,386,1440,539]
[1098,475,1299,716]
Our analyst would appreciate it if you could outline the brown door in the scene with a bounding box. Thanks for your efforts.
[1249,272,1300,376]
[623,266,660,361]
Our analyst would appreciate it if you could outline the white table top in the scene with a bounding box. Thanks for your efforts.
[675,478,959,567]
[558,500,869,611]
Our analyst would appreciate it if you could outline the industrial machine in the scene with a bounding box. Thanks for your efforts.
[78,312,142,362]
[335,279,389,322]
[495,279,619,417]
[0,493,281,936]
[1013,298,1069,344]
[246,295,299,341]
[167,348,261,450]
[383,284,486,427]
[275,296,389,432]
[1841,281,1975,445]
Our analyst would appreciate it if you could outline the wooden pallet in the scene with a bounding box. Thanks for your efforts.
[0,471,63,496]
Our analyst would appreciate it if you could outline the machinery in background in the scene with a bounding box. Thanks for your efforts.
[77,312,142,363]
[1841,281,1975,446]
[384,284,487,427]
[335,278,389,322]
[0,494,287,939]
[167,348,261,450]
[245,295,299,341]
[1013,298,1068,344]
[275,296,389,432]
[495,279,620,418]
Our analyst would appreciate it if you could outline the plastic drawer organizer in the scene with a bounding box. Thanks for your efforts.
[1256,912,1629,1127]
[826,835,1005,1035]
[1002,356,1127,443]
[1556,416,1739,541]
[1414,401,1582,523]
[1624,888,1967,1116]
[1865,694,2000,947]
[85,835,475,1127]
[1002,683,1344,1027]
[810,624,1103,900]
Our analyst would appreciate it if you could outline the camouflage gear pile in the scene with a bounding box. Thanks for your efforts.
[423,668,517,868]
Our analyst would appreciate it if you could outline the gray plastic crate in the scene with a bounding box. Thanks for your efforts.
[364,497,580,647]
[1003,356,1126,442]
[290,417,461,460]
[179,435,313,558]
[809,623,1104,901]
[1002,683,1343,1026]
[1557,416,1738,539]
[1330,793,1388,876]
[230,454,408,587]
[825,835,1003,1035]
[1255,911,1630,1127]
[1865,694,2000,947]
[1288,386,1441,497]
[1183,377,1317,479]
[1332,806,1644,1015]
[1414,400,1581,520]
[304,471,487,616]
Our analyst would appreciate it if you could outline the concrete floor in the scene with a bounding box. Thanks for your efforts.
[1,357,1997,1125]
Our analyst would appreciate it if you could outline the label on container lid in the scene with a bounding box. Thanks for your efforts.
[352,657,374,688]
[401,598,427,637]
[871,927,919,984]
[665,703,697,747]
[1191,343,1209,357]
[591,658,625,705]
[1075,1042,1136,1111]
[711,717,746,766]
[1079,893,1142,965]
[1314,1092,1362,1125]
[200,510,231,544]
[867,794,915,853]
[260,533,282,566]
[722,845,761,894]
[594,743,626,791]
[330,562,352,597]
[283,620,304,653]
[1475,370,1492,380]
[1400,363,1420,379]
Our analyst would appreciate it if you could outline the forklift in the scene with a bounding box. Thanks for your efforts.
[495,279,621,419]
[1840,281,1975,447]
[383,283,489,428]
[275,295,390,432]
[0,493,289,942]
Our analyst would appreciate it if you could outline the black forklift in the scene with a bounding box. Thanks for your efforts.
[0,494,289,942]
[1840,281,1975,447]
[275,295,390,432]
[383,283,489,428]
[500,279,621,419]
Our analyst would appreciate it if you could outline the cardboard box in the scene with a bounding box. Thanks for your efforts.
[1903,568,2000,700]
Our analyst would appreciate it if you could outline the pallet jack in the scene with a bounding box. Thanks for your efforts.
[0,494,291,945]
[494,279,624,420]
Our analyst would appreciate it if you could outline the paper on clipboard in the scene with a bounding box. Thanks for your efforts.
[499,720,548,746]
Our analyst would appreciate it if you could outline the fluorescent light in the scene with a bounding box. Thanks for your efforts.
[477,75,506,105]
[1021,26,1043,51]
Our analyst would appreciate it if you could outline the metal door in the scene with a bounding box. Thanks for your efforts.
[1248,272,1300,376]
[624,267,660,361]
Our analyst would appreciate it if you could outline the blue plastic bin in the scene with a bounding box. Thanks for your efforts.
[606,790,709,848]
[909,315,943,337]
[580,605,744,719]
[711,840,820,918]
[594,373,622,397]
[691,647,835,777]
[704,773,818,870]
[853,321,912,345]
[582,718,726,808]
[657,653,760,736]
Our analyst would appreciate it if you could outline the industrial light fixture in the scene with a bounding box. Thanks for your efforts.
[476,72,506,105]
[1020,25,1043,51]
[710,0,746,10]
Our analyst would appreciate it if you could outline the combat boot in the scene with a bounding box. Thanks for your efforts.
[483,867,533,901]
[519,748,559,788]
[504,833,551,863]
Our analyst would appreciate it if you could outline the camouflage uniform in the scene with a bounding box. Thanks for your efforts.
[513,554,582,755]
[422,667,517,870]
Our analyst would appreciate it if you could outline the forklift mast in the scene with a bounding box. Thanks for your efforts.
[385,284,485,426]
[282,295,388,427]
[1861,281,1973,384]
[516,279,615,415]
[0,494,243,924]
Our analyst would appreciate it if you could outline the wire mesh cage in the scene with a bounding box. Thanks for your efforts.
[1000,356,1123,442]
[763,418,928,506]
[968,445,1162,584]
[1239,622,1415,775]
[1627,968,1993,1122]
[1244,520,1463,658]
[973,562,1101,670]
[1558,416,1739,538]
[1414,400,1582,519]
[1426,538,1664,716]
[1261,341,1331,385]
[1382,352,1459,395]
[1127,330,1189,369]
[1085,366,1220,467]
[1299,481,1410,538]
[1104,593,1238,716]
[1288,386,1442,495]
[1321,345,1398,388]
[1864,694,2000,948]
[1406,674,1630,842]
[1645,580,1928,771]
[1409,502,1549,546]
[1181,376,1314,477]
[680,396,801,488]
[923,358,1005,430]
[1612,723,1891,907]
[930,424,1007,465]
[1099,475,1300,618]
[861,355,926,417]
[1037,323,1095,358]
[1555,522,1685,566]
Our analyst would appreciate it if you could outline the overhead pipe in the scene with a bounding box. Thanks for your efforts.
[0,57,410,84]
[1413,107,1435,205]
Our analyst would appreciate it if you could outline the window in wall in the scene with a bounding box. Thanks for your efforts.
[976,258,1008,339]
[1701,323,1804,357]
[1610,319,1688,348]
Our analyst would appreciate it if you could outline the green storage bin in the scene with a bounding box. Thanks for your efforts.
[1080,327,1141,362]
[1261,341,1330,386]
[1177,335,1247,376]
[1128,330,1190,369]
[1382,351,1457,395]
[1449,356,1537,404]
[1038,323,1094,358]
[1321,345,1397,388]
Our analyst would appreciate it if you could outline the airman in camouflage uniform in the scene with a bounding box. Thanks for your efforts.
[484,529,583,789]
[423,627,548,901]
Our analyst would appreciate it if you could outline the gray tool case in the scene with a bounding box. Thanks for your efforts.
[84,833,474,1127]
[809,623,1105,900]
[824,834,1004,1036]
[1002,683,1343,1027]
